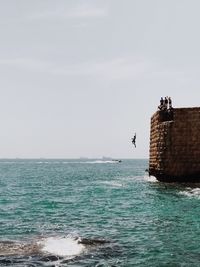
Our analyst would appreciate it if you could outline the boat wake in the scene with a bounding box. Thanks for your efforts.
[80,160,120,164]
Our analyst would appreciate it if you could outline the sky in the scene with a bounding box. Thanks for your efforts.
[0,0,200,159]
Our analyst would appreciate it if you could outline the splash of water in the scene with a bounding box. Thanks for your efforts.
[144,175,158,183]
[38,237,85,257]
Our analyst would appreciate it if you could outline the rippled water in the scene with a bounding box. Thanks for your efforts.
[0,159,200,266]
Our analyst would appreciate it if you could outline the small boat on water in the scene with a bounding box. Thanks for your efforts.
[112,159,122,163]
[102,157,122,163]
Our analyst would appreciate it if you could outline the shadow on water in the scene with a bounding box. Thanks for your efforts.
[146,174,200,192]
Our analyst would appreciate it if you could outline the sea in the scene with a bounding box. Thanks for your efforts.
[0,159,200,267]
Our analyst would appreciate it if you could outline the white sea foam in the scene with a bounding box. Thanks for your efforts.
[100,181,124,187]
[144,175,158,183]
[38,237,85,257]
[179,188,200,198]
[82,160,117,164]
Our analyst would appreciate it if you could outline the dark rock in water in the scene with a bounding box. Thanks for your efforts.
[40,255,61,262]
[0,257,13,264]
[77,238,110,246]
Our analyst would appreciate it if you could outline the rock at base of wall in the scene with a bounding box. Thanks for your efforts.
[149,170,200,183]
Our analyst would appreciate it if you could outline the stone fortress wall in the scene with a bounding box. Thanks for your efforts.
[149,107,200,182]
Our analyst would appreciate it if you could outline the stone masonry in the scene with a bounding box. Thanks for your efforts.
[149,107,200,182]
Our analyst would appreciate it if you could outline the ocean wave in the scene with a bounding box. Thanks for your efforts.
[0,235,110,258]
[99,181,124,187]
[144,175,158,183]
[0,236,85,259]
[38,236,85,257]
[179,188,200,198]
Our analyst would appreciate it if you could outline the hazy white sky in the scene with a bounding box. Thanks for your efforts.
[0,0,200,158]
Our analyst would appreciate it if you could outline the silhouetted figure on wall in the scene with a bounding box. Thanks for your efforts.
[158,97,164,110]
[167,96,173,120]
[168,97,172,109]
[132,133,136,148]
[164,96,168,110]
[158,96,174,121]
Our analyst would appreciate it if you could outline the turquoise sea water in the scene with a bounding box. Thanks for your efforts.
[0,159,200,266]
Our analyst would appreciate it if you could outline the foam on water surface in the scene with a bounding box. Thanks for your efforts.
[144,175,158,183]
[39,237,85,257]
[100,181,124,187]
[179,187,200,198]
